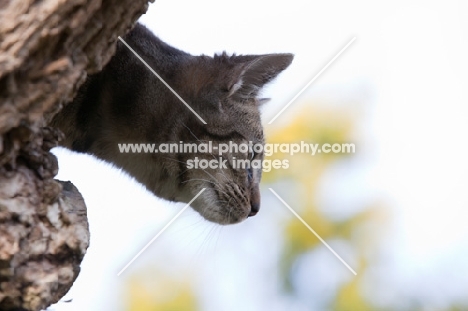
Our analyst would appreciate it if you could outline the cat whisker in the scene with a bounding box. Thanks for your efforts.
[190,222,218,263]
[226,195,234,224]
[225,183,248,207]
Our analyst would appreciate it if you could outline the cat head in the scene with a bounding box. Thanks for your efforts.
[166,52,293,224]
[49,24,293,226]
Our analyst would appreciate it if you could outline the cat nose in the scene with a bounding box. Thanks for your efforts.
[248,187,261,217]
[248,201,260,217]
[249,203,260,217]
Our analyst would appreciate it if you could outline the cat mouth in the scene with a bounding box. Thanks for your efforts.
[190,186,251,225]
[198,200,250,225]
[208,208,247,225]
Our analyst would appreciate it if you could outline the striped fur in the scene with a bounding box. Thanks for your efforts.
[51,23,293,225]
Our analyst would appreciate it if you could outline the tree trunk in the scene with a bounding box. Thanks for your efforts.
[0,0,151,310]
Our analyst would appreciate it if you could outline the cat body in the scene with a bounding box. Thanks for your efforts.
[51,23,293,224]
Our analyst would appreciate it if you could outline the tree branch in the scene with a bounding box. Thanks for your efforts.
[0,0,152,310]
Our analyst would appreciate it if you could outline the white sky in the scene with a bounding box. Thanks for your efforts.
[49,1,468,310]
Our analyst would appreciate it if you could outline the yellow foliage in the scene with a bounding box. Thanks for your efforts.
[126,272,197,311]
[263,106,354,184]
[264,103,383,307]
[333,273,374,311]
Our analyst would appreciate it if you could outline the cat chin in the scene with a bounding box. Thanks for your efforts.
[196,206,248,225]
[188,187,249,225]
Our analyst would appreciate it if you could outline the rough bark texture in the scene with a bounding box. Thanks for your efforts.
[0,175,88,311]
[0,0,151,310]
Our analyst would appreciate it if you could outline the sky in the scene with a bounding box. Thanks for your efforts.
[49,1,468,310]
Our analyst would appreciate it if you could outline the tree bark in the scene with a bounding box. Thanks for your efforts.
[0,0,151,310]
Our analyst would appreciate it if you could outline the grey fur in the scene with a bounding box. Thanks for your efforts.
[51,23,293,224]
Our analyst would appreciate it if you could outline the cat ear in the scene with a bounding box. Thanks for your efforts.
[228,53,294,100]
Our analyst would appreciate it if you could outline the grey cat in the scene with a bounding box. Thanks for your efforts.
[51,23,293,225]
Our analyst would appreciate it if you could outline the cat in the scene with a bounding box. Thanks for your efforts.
[50,23,293,225]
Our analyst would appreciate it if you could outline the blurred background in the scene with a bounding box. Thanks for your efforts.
[50,0,468,310]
